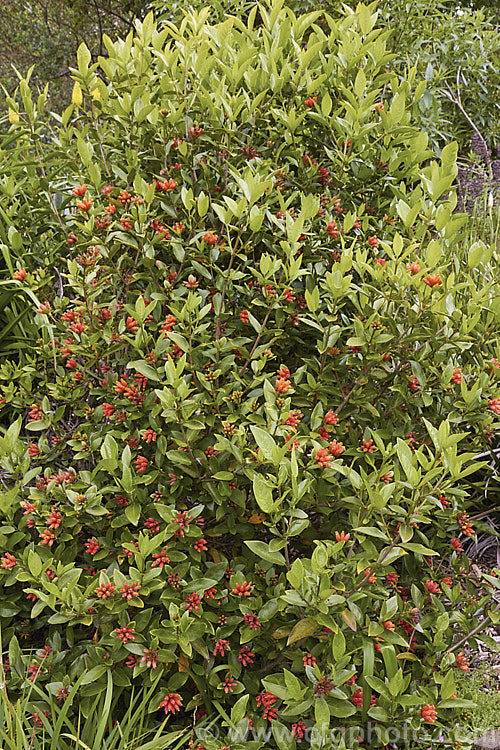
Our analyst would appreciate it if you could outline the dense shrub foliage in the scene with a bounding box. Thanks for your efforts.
[152,0,500,154]
[1,3,500,747]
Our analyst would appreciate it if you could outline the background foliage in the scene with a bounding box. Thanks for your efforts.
[0,0,148,109]
[378,0,500,152]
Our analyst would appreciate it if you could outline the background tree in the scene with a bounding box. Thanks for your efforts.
[0,0,150,108]
[378,0,500,152]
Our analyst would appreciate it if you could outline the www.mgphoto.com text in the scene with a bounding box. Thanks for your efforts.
[195,719,478,747]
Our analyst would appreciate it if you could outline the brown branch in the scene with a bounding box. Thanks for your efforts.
[442,71,488,156]
[215,226,238,340]
[238,303,275,379]
[445,601,500,655]
[258,654,288,673]
[333,321,415,419]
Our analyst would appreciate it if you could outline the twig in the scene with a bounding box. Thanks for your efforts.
[442,70,492,178]
[238,303,275,378]
[90,0,104,59]
[258,654,288,673]
[335,322,416,419]
[445,601,500,655]
[215,225,238,340]
[53,266,64,299]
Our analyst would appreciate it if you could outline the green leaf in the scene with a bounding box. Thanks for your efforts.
[398,694,425,706]
[440,670,456,701]
[365,675,389,696]
[353,526,390,541]
[287,618,318,645]
[261,679,290,701]
[77,138,93,167]
[245,540,286,565]
[112,231,138,248]
[0,486,19,515]
[8,636,20,674]
[253,474,275,513]
[8,227,23,252]
[362,638,375,692]
[440,141,458,172]
[402,542,439,556]
[121,445,133,492]
[25,420,48,432]
[380,596,398,622]
[212,471,234,480]
[396,438,416,481]
[183,578,218,593]
[81,665,107,685]
[368,705,389,721]
[284,669,304,700]
[468,241,486,268]
[197,191,209,217]
[321,91,332,117]
[332,630,345,661]
[381,644,398,678]
[2,416,22,451]
[399,524,414,543]
[315,697,330,728]
[127,360,161,381]
[231,694,249,725]
[305,286,320,313]
[328,698,356,718]
[438,698,476,709]
[271,720,292,750]
[388,668,404,696]
[354,69,366,97]
[357,4,372,34]
[27,550,43,577]
[77,42,92,72]
[425,239,441,266]
[341,610,357,631]
[389,91,406,124]
[125,504,140,526]
[287,559,303,589]
[250,425,277,461]
[94,671,113,748]
[247,311,261,333]
[100,434,118,462]
[167,332,189,352]
[436,612,449,632]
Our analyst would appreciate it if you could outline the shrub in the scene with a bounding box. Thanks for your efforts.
[1,2,500,747]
